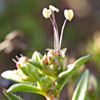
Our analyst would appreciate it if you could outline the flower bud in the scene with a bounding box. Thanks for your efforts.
[19,56,28,64]
[16,61,22,69]
[16,56,28,69]
[32,51,43,62]
[48,55,55,65]
[47,49,64,65]
[42,54,48,64]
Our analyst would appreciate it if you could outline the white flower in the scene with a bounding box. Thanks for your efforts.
[64,9,74,21]
[49,5,59,12]
[42,8,52,19]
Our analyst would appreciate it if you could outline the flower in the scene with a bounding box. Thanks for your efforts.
[42,8,52,19]
[64,9,74,21]
[49,5,59,12]
[19,56,28,63]
[12,56,28,69]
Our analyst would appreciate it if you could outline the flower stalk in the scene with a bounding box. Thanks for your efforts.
[59,19,67,50]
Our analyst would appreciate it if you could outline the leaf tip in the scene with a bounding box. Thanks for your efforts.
[87,54,92,58]
[88,54,92,57]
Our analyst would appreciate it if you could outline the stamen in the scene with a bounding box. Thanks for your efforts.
[50,16,58,50]
[52,12,59,51]
[12,59,17,63]
[20,54,23,57]
[59,19,67,50]
[50,16,54,26]
[52,12,59,33]
[15,55,20,60]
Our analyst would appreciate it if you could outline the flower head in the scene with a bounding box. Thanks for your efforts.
[64,9,74,21]
[42,8,52,19]
[49,5,59,12]
[19,56,28,63]
[12,56,28,69]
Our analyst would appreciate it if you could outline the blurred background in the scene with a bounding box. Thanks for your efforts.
[0,0,100,100]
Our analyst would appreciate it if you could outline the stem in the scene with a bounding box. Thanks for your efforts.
[50,12,59,51]
[46,90,59,100]
[59,19,67,50]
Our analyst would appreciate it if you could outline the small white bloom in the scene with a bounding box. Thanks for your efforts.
[64,9,74,21]
[42,8,52,19]
[49,5,59,12]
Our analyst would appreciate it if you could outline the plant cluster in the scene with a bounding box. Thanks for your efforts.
[1,5,90,100]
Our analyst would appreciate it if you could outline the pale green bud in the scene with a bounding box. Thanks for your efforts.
[32,51,43,62]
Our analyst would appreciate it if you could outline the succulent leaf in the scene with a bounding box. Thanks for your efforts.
[74,55,91,68]
[53,55,91,97]
[28,59,42,70]
[1,70,23,83]
[7,84,47,96]
[3,89,23,100]
[72,69,90,100]
[21,66,30,76]
[60,48,67,58]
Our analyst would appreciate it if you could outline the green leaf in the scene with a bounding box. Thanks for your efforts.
[72,69,90,100]
[7,84,47,96]
[28,60,42,70]
[3,89,22,100]
[21,66,30,76]
[53,55,91,97]
[58,64,76,78]
[25,63,40,80]
[73,55,91,67]
[1,70,23,83]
